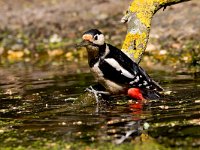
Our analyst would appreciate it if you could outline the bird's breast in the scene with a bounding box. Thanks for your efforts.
[90,61,127,94]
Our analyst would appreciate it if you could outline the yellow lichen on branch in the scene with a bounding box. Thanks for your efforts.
[121,0,190,63]
[122,32,147,60]
[129,0,155,28]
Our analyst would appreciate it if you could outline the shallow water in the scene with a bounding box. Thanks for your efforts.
[0,60,200,149]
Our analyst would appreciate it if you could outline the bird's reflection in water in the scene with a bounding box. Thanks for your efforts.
[99,98,150,144]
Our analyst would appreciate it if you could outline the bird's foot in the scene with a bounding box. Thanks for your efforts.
[85,86,109,103]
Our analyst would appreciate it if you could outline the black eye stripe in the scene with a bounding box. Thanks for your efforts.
[94,35,98,40]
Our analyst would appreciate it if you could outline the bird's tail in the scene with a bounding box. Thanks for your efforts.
[141,89,161,100]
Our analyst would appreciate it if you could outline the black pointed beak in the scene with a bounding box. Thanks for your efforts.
[76,40,90,48]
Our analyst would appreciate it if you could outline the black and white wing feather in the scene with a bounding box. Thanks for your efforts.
[99,44,163,91]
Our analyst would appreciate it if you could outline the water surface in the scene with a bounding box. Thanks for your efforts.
[0,60,200,149]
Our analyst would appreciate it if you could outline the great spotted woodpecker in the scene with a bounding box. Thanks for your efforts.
[80,29,163,102]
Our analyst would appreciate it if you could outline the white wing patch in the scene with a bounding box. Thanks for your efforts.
[129,76,140,84]
[143,81,148,85]
[104,58,134,79]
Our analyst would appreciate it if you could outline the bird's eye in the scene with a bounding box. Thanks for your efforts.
[94,35,98,40]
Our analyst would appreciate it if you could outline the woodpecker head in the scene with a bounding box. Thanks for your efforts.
[78,29,106,63]
[81,29,105,46]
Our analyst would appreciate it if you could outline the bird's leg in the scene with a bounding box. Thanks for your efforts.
[85,86,99,103]
[85,85,110,103]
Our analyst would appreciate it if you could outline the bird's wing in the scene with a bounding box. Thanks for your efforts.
[136,66,163,91]
[98,58,133,85]
[104,44,163,91]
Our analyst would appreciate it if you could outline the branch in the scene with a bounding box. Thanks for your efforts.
[121,0,190,63]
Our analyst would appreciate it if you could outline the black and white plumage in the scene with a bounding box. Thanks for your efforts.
[80,29,163,100]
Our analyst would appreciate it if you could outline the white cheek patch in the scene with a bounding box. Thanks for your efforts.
[93,34,105,45]
[104,58,134,79]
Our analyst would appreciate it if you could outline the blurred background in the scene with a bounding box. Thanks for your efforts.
[0,0,199,72]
